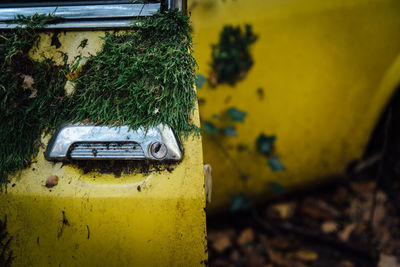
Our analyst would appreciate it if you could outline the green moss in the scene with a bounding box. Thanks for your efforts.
[69,10,198,134]
[210,24,258,86]
[0,14,68,185]
[0,10,198,185]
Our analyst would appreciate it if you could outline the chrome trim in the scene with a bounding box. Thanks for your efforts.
[168,0,183,11]
[0,3,160,29]
[0,19,142,29]
[44,124,183,161]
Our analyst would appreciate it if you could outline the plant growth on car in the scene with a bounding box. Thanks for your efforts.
[0,10,198,185]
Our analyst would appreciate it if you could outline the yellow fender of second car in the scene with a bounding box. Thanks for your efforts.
[189,0,400,211]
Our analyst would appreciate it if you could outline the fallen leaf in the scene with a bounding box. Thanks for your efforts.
[20,74,34,90]
[230,249,240,262]
[208,231,232,253]
[267,249,286,266]
[338,223,357,242]
[270,202,295,220]
[301,199,339,220]
[321,221,338,233]
[292,249,318,262]
[20,74,37,98]
[64,80,75,96]
[332,186,351,205]
[267,236,293,250]
[247,251,265,266]
[45,175,59,188]
[350,181,375,198]
[338,260,354,267]
[372,200,387,231]
[237,228,254,246]
[378,254,400,267]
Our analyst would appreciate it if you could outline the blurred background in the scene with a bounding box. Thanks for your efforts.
[188,0,400,266]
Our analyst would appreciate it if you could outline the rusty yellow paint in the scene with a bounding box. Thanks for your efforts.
[189,0,400,211]
[0,31,207,266]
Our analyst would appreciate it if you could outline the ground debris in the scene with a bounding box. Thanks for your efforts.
[207,174,400,267]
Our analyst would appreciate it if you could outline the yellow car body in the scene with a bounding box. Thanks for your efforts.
[190,0,400,211]
[0,7,207,267]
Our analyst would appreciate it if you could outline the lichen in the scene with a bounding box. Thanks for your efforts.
[0,10,198,185]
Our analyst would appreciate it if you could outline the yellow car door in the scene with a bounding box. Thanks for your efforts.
[0,1,207,266]
[189,0,400,212]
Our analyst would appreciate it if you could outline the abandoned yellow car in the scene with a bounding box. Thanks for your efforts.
[1,0,400,265]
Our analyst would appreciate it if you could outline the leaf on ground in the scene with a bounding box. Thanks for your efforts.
[222,126,237,137]
[350,181,375,198]
[208,230,232,253]
[378,254,400,267]
[20,74,37,98]
[271,202,295,220]
[237,228,255,247]
[268,182,284,195]
[196,73,207,89]
[268,156,286,172]
[292,249,318,262]
[321,221,338,233]
[256,134,276,155]
[266,249,286,266]
[230,194,250,212]
[268,236,293,250]
[338,223,357,242]
[20,74,34,90]
[226,107,247,122]
[301,199,340,220]
[338,260,355,267]
[372,192,387,231]
[247,251,266,266]
[203,121,218,135]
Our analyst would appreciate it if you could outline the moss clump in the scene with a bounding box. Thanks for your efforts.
[210,24,258,86]
[69,10,198,134]
[0,14,68,185]
[0,10,198,185]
